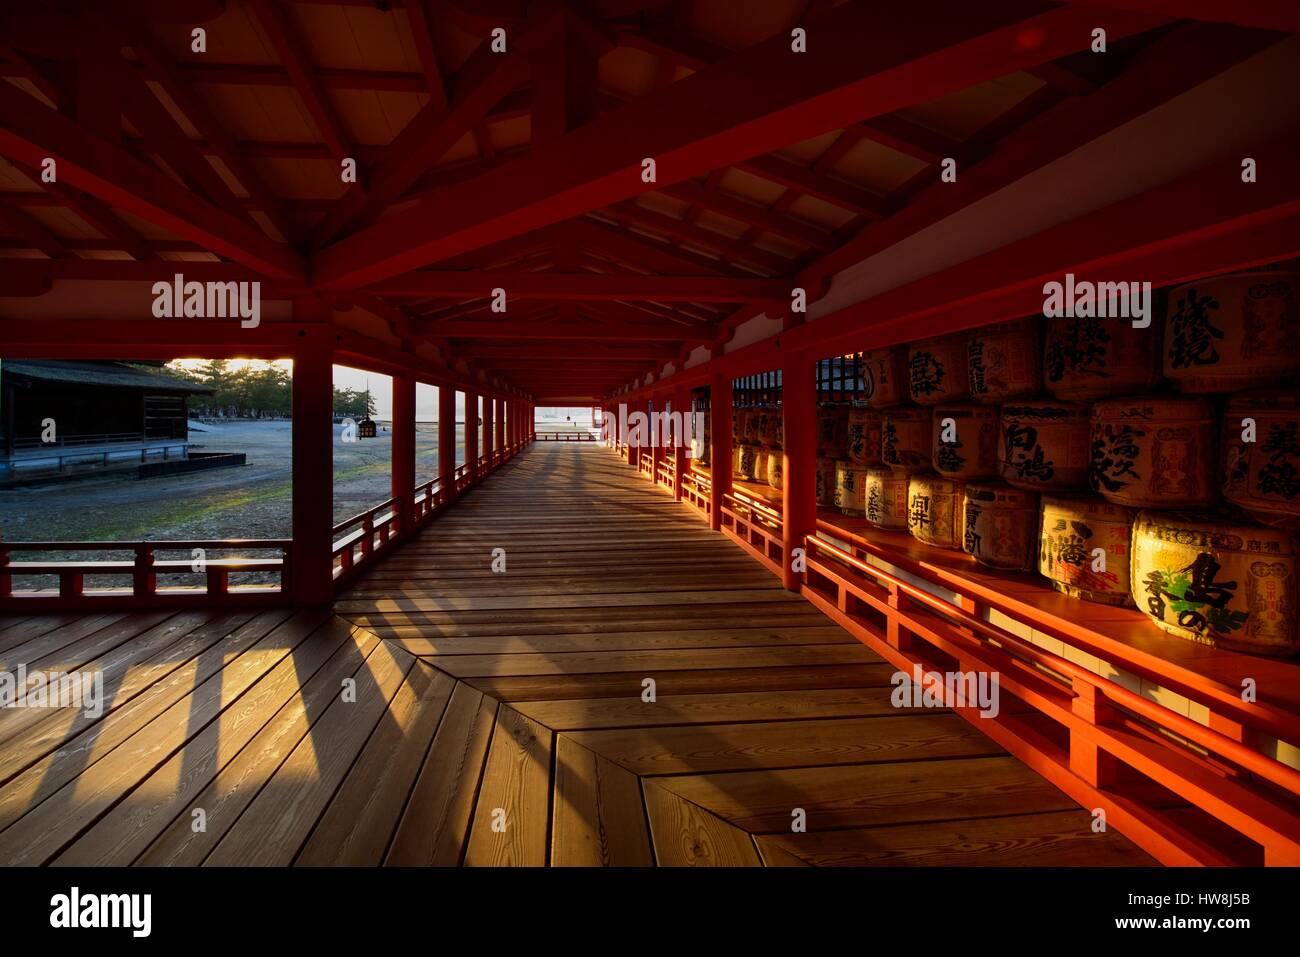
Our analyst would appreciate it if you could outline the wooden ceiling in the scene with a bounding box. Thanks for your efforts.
[1,0,1296,400]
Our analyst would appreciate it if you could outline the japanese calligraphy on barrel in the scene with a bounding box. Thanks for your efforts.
[1223,391,1300,531]
[998,401,1091,490]
[1163,272,1300,392]
[968,318,1042,403]
[767,451,783,490]
[864,467,910,529]
[1038,495,1136,606]
[909,333,971,405]
[738,443,760,481]
[882,407,933,473]
[932,404,999,480]
[1131,511,1298,655]
[1044,315,1161,401]
[847,406,884,467]
[835,460,867,517]
[816,456,838,506]
[907,475,964,549]
[817,405,849,457]
[862,346,910,408]
[732,408,749,444]
[1089,396,1217,507]
[753,447,770,486]
[961,483,1037,570]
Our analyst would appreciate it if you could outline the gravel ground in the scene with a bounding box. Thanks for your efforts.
[0,420,462,588]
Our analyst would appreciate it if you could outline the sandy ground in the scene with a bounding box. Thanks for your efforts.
[0,420,456,544]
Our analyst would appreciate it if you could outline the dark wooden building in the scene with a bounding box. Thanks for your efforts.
[0,359,211,476]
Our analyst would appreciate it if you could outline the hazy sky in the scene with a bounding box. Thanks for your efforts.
[164,359,590,422]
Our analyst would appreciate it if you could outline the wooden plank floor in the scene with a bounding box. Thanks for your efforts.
[0,444,1154,866]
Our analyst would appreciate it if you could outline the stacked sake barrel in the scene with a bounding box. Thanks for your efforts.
[1077,268,1297,654]
[856,344,931,528]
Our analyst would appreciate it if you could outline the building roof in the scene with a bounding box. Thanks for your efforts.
[1,360,213,394]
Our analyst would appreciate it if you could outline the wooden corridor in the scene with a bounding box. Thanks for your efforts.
[0,443,1154,866]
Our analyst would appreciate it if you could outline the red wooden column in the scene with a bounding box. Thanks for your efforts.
[465,390,479,484]
[290,305,334,605]
[672,385,689,502]
[438,384,457,503]
[650,393,664,482]
[391,373,416,534]
[482,395,495,468]
[495,397,505,457]
[709,373,732,532]
[781,351,817,592]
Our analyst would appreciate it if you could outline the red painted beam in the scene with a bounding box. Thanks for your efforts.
[413,320,710,341]
[313,2,1167,289]
[1057,0,1300,32]
[369,271,786,300]
[0,82,305,281]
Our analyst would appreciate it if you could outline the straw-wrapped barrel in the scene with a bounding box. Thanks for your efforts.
[1163,272,1300,392]
[847,407,884,467]
[1222,391,1300,531]
[909,334,971,405]
[861,346,910,408]
[1038,495,1136,606]
[864,467,910,529]
[1089,396,1217,507]
[1044,315,1161,401]
[907,475,964,549]
[998,401,1091,490]
[967,318,1041,403]
[961,483,1037,570]
[882,407,933,473]
[1131,511,1298,656]
[932,404,999,480]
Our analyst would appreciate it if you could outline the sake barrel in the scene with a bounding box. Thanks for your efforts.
[998,401,1090,490]
[767,451,784,490]
[834,460,867,516]
[862,346,910,408]
[745,409,763,443]
[932,404,999,480]
[882,407,933,474]
[1039,495,1137,606]
[1163,272,1300,392]
[847,407,884,467]
[753,448,771,486]
[817,405,849,457]
[1223,391,1300,530]
[1045,315,1161,401]
[732,444,745,476]
[961,483,1037,570]
[816,456,838,506]
[738,443,760,481]
[758,406,782,449]
[1089,396,1217,507]
[864,467,910,529]
[732,409,749,444]
[771,408,784,450]
[909,333,971,405]
[968,318,1042,403]
[1131,511,1298,656]
[908,475,964,549]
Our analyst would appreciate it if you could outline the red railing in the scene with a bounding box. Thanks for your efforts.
[536,431,596,441]
[680,468,711,516]
[613,443,1300,866]
[0,435,538,609]
[0,539,289,606]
